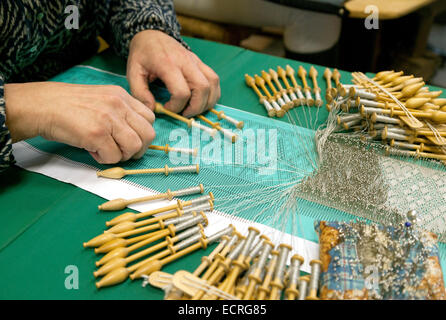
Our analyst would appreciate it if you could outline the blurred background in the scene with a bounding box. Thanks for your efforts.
[173,0,446,88]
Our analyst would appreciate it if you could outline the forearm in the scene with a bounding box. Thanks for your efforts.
[0,75,15,172]
[105,0,188,58]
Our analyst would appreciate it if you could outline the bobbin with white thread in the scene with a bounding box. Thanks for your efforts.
[256,250,279,300]
[148,144,197,156]
[209,109,244,129]
[297,276,310,300]
[306,259,322,300]
[269,244,292,300]
[245,74,276,117]
[243,237,273,300]
[284,254,304,300]
[283,65,304,106]
[218,227,260,294]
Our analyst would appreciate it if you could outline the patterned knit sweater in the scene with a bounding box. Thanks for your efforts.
[0,0,184,172]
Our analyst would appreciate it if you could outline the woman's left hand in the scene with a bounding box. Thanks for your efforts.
[127,30,221,118]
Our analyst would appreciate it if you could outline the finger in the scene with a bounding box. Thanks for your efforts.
[180,63,210,117]
[124,93,156,125]
[89,135,123,164]
[158,66,191,114]
[111,116,144,162]
[125,111,156,159]
[127,64,156,111]
[197,62,221,111]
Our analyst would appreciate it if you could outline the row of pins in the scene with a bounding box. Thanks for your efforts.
[327,70,446,164]
[146,226,322,300]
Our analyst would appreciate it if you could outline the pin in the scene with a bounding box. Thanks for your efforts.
[309,66,323,107]
[255,74,284,117]
[148,144,197,157]
[209,109,244,129]
[306,259,322,300]
[154,103,218,138]
[245,74,276,117]
[298,66,314,106]
[98,184,204,211]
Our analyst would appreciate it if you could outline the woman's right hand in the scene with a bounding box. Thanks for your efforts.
[4,82,156,164]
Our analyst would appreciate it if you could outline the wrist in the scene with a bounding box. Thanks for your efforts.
[4,83,45,142]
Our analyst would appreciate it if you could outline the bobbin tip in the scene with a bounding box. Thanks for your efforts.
[199,183,205,193]
[236,121,244,129]
[291,254,305,263]
[310,259,322,266]
[195,163,200,174]
[279,243,293,251]
[208,191,215,201]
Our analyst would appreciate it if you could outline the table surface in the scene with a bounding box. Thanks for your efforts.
[345,0,437,19]
[0,36,444,300]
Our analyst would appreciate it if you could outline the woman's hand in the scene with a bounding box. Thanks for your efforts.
[127,30,220,117]
[5,82,156,163]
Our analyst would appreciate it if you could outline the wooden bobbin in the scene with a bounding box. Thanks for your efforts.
[197,114,238,143]
[192,233,232,277]
[255,74,284,117]
[256,250,279,300]
[218,227,260,295]
[309,66,323,107]
[104,192,214,227]
[323,68,333,95]
[284,65,305,106]
[261,70,290,111]
[148,144,198,157]
[191,235,247,300]
[94,220,235,290]
[284,254,305,300]
[298,66,314,106]
[209,109,244,129]
[97,164,200,179]
[245,74,276,117]
[98,184,204,211]
[269,243,292,300]
[154,102,217,138]
[93,221,206,278]
[331,68,341,88]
